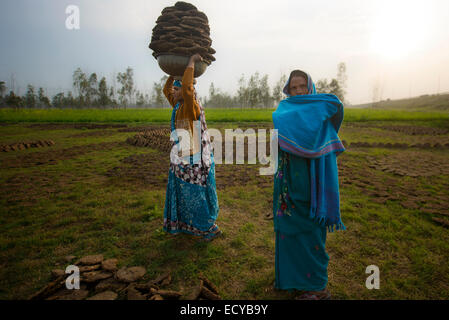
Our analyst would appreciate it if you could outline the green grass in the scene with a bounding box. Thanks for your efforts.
[0,107,448,124]
[0,118,448,300]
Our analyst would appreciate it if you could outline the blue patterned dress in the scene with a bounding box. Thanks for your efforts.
[163,102,220,240]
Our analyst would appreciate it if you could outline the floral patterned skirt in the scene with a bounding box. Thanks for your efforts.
[163,158,220,240]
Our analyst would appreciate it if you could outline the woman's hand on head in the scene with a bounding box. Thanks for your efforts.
[188,54,203,68]
[190,54,203,63]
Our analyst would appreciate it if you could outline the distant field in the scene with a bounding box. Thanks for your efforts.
[352,93,449,112]
[0,107,449,124]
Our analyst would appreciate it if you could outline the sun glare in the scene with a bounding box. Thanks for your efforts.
[370,1,432,59]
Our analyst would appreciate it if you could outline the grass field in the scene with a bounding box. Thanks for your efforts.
[1,107,448,124]
[0,108,448,300]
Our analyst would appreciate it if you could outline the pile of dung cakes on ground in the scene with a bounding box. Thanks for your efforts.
[29,254,222,300]
[149,1,216,65]
[1,140,55,152]
[125,128,172,154]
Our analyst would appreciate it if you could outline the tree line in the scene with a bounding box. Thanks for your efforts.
[203,62,347,108]
[0,63,347,109]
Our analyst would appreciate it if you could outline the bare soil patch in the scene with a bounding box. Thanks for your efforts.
[338,153,449,228]
[66,130,119,138]
[125,127,272,162]
[104,152,169,188]
[345,123,449,135]
[118,125,170,133]
[25,123,128,130]
[367,151,449,177]
[215,164,272,190]
[104,151,273,190]
[1,171,86,206]
[121,127,273,189]
[1,141,124,169]
[373,125,448,136]
[347,141,449,149]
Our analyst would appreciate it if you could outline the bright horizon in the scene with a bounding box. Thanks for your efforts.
[1,0,449,105]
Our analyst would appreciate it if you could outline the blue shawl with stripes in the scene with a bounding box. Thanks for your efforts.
[273,72,346,231]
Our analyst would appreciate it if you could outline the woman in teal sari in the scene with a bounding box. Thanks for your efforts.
[162,54,221,241]
[272,70,346,300]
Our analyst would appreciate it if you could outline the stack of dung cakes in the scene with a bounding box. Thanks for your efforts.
[149,1,216,66]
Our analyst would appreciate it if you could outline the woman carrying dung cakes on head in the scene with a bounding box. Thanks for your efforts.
[162,53,221,242]
[272,69,346,299]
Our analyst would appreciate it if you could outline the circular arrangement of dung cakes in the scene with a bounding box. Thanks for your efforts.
[149,1,216,68]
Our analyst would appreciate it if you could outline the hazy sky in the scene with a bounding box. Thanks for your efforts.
[1,0,449,104]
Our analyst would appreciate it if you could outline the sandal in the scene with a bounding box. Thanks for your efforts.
[264,212,273,220]
[295,289,331,300]
[199,230,223,242]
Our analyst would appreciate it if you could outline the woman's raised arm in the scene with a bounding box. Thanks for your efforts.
[163,75,176,107]
[181,54,202,120]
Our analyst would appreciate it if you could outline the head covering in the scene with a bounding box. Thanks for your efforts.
[273,83,345,232]
[282,70,316,96]
[173,80,182,88]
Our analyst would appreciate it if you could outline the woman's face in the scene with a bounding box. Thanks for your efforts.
[173,86,182,103]
[289,76,308,96]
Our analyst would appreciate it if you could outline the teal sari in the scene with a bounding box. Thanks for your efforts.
[272,71,345,291]
[273,149,329,291]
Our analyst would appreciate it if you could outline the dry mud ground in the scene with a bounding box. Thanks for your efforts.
[0,121,448,299]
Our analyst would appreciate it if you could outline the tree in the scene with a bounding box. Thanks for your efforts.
[136,90,145,107]
[205,82,237,108]
[72,67,91,107]
[116,67,134,108]
[272,74,287,104]
[0,81,6,98]
[337,62,347,103]
[237,74,249,108]
[209,82,216,98]
[65,91,76,107]
[73,67,84,106]
[337,63,347,90]
[315,62,347,103]
[144,93,150,107]
[108,86,117,107]
[150,75,168,108]
[52,92,65,108]
[259,74,273,108]
[38,87,51,108]
[5,91,23,108]
[24,85,37,108]
[316,78,345,99]
[98,77,110,107]
[235,72,273,108]
[87,73,98,106]
[247,72,260,108]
